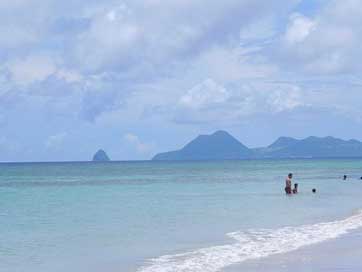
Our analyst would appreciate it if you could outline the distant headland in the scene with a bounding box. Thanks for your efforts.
[152,130,362,161]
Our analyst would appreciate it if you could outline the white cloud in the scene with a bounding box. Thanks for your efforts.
[179,79,230,109]
[56,69,83,83]
[75,3,143,70]
[7,55,57,86]
[4,55,84,88]
[164,79,307,124]
[78,73,127,122]
[277,0,362,74]
[284,13,316,44]
[124,133,155,154]
[3,0,362,161]
[190,46,277,84]
[71,0,299,72]
[267,84,304,112]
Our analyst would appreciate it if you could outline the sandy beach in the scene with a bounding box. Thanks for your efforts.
[226,229,362,272]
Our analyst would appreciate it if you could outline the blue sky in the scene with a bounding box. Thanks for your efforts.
[1,0,362,162]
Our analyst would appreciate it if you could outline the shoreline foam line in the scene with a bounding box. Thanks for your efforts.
[137,210,362,272]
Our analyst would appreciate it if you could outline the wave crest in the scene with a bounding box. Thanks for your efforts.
[138,210,362,272]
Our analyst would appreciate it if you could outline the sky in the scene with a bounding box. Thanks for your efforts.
[1,0,362,162]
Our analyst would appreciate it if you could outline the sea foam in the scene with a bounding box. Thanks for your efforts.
[137,210,362,272]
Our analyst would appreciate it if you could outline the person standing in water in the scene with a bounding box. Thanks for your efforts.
[285,173,293,195]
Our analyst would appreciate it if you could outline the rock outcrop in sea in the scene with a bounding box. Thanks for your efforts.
[92,149,110,162]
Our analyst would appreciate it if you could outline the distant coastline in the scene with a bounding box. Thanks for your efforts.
[3,157,362,165]
[2,130,362,163]
[153,130,362,161]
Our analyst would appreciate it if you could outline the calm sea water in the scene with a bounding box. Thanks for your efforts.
[1,159,362,272]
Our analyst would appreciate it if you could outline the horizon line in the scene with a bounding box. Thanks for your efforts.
[2,157,362,164]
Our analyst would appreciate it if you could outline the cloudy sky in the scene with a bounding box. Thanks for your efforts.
[1,0,362,161]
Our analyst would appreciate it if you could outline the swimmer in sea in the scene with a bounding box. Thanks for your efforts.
[293,183,298,194]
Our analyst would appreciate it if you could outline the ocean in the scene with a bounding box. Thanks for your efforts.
[1,159,362,272]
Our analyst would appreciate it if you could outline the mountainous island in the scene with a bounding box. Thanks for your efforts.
[153,130,251,161]
[92,149,111,162]
[152,131,362,161]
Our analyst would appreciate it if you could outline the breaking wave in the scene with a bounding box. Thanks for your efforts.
[138,210,362,272]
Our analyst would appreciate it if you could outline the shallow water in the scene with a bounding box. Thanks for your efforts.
[1,159,362,272]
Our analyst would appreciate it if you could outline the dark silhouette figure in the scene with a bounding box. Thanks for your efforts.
[343,175,347,180]
[285,173,293,195]
[312,188,317,193]
[293,183,298,194]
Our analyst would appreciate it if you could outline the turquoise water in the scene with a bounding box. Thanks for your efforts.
[1,160,362,272]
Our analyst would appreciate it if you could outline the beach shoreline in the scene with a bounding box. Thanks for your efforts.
[3,159,362,272]
[225,228,362,272]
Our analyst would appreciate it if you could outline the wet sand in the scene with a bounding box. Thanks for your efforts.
[225,229,362,272]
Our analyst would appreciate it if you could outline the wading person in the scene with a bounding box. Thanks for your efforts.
[285,173,293,195]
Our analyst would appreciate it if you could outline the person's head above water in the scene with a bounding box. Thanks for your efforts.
[312,188,316,193]
[288,173,293,178]
[292,183,299,194]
